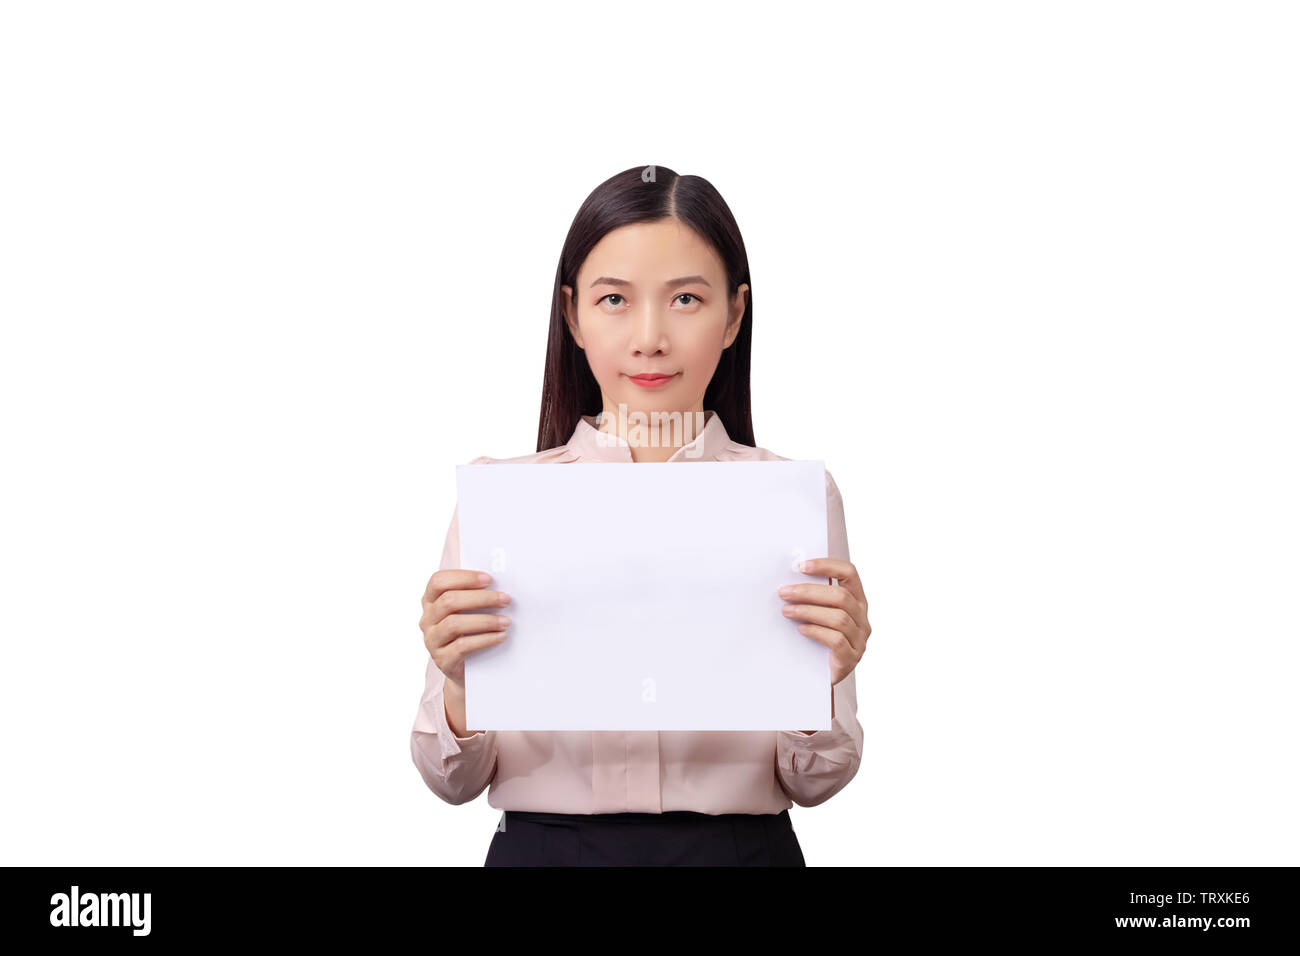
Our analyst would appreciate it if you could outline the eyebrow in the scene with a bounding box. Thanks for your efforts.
[588,275,712,289]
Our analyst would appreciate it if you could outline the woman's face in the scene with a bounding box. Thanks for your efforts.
[562,218,748,423]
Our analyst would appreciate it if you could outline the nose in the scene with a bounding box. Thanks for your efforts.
[631,303,670,356]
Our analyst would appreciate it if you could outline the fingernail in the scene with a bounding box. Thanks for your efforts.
[778,586,793,598]
[477,572,491,585]
[782,605,795,616]
[497,616,510,628]
[499,592,511,606]
[798,561,811,572]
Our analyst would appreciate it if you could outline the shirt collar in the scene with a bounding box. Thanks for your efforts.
[565,409,733,462]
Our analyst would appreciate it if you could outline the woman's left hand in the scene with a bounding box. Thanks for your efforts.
[778,558,871,686]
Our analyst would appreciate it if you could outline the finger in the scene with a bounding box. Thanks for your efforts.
[782,601,858,636]
[435,629,510,669]
[424,568,492,605]
[797,558,865,601]
[777,582,863,631]
[792,621,851,655]
[431,611,510,649]
[426,587,511,626]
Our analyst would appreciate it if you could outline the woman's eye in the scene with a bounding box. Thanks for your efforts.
[599,292,700,308]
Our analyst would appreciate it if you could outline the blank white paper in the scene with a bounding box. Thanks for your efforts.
[454,459,830,731]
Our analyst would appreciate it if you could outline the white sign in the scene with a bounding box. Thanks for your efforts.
[454,460,830,731]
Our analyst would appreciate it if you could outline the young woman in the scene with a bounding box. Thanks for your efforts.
[412,165,872,866]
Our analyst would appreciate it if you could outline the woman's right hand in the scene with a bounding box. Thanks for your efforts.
[420,569,511,689]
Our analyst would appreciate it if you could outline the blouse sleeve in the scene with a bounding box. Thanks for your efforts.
[410,477,500,805]
[775,467,866,807]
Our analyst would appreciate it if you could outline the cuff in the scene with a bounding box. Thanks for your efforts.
[414,676,492,760]
[778,726,849,749]
[436,697,490,760]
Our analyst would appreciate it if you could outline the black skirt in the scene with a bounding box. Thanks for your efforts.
[484,808,806,866]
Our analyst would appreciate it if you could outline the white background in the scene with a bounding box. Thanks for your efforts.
[2,1,1295,866]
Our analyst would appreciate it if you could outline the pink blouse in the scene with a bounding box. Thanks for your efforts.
[410,410,864,814]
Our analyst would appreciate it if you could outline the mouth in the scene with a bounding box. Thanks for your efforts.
[626,372,679,389]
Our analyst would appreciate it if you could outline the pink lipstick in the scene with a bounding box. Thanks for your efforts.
[627,372,678,389]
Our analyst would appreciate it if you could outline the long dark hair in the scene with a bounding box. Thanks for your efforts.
[535,165,755,452]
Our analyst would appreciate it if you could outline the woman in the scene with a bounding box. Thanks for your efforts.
[412,165,872,865]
